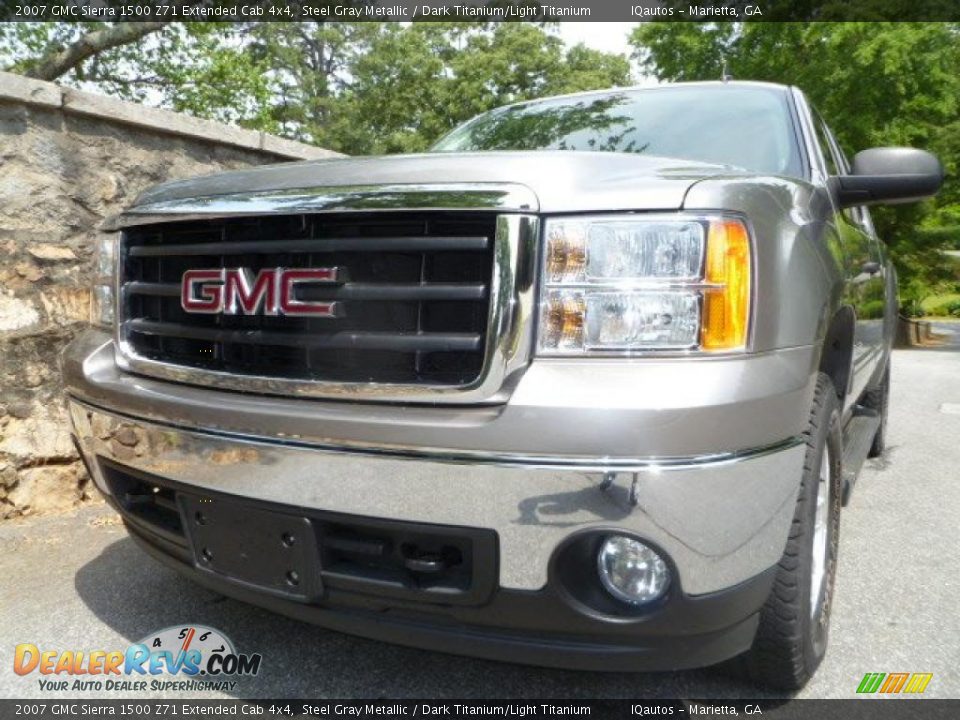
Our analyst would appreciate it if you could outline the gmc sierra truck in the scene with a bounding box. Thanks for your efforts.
[64,82,943,689]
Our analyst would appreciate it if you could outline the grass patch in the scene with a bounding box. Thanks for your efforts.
[922,293,960,317]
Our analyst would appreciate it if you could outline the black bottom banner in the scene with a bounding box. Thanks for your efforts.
[2,700,957,720]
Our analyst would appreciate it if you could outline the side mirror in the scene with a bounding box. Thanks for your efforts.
[835,147,943,208]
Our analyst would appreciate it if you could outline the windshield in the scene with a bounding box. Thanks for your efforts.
[431,84,804,177]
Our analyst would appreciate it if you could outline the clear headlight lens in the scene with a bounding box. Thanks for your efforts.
[90,233,118,329]
[538,215,751,354]
[546,219,704,282]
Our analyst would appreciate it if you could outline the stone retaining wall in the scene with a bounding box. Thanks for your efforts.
[0,71,341,517]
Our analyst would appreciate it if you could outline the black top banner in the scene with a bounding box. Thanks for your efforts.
[2,0,960,22]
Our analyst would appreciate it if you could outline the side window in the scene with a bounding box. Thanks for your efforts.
[827,128,874,231]
[811,112,841,176]
[814,112,872,231]
[822,123,851,175]
[858,205,877,237]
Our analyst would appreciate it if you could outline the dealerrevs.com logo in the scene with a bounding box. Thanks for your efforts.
[14,625,262,693]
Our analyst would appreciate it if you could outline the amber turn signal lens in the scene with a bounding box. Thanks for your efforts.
[701,219,751,351]
[542,291,586,350]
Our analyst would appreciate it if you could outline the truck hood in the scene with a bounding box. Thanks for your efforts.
[132,151,735,214]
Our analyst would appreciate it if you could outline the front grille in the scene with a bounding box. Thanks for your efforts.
[120,212,497,386]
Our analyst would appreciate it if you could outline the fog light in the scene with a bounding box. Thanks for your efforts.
[597,536,670,605]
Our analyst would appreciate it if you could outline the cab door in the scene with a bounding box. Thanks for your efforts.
[817,119,887,400]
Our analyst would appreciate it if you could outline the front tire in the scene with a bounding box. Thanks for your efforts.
[742,372,842,690]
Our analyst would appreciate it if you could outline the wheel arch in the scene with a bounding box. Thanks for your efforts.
[818,307,855,402]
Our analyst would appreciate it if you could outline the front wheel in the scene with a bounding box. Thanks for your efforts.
[741,372,843,690]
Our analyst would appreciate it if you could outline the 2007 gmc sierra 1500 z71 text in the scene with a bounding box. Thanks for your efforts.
[63,82,943,689]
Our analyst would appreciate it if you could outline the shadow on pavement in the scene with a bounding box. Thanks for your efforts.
[74,536,779,699]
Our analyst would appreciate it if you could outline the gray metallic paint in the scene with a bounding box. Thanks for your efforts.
[791,87,891,406]
[65,331,817,460]
[125,151,734,216]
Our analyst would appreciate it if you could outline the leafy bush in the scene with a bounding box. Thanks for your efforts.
[900,302,927,318]
[860,300,888,319]
[928,300,960,317]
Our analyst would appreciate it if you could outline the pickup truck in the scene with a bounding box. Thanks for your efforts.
[64,81,943,689]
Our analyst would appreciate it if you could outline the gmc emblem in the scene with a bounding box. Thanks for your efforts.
[181,267,341,317]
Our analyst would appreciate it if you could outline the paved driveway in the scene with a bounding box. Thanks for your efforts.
[2,344,959,700]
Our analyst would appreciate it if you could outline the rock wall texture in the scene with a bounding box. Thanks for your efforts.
[0,71,340,518]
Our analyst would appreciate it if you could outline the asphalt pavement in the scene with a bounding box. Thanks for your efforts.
[2,332,959,700]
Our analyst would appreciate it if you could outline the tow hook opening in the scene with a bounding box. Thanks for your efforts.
[400,543,464,575]
[318,522,485,599]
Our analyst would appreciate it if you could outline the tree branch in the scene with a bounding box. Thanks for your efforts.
[24,22,169,81]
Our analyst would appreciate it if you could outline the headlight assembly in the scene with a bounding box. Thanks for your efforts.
[537,215,751,355]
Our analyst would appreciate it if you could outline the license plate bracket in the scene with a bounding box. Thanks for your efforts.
[180,494,322,602]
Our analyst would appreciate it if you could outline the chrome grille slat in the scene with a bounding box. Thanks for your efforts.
[125,320,483,353]
[128,235,490,257]
[125,282,181,296]
[125,281,488,302]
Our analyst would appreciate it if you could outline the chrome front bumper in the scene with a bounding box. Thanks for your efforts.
[68,401,805,597]
[65,328,815,596]
[64,323,816,664]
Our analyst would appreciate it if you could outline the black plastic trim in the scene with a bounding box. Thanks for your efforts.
[127,523,770,672]
[99,457,499,608]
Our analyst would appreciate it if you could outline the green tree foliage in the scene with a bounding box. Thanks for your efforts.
[5,21,168,81]
[0,22,274,127]
[0,21,631,156]
[333,23,631,154]
[630,22,960,308]
[245,22,385,144]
